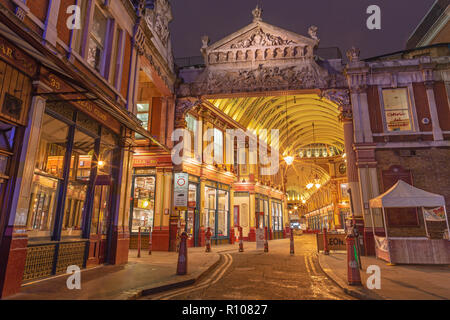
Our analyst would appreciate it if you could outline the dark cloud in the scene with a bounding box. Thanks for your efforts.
[170,0,435,59]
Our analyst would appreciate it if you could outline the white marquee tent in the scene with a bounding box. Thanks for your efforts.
[369,180,449,242]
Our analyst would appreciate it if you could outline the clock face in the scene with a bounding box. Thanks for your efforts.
[339,163,347,174]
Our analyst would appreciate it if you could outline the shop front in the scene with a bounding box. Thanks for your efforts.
[23,98,122,274]
[204,181,230,245]
[129,168,156,249]
[130,154,173,251]
[271,199,284,239]
[178,175,200,247]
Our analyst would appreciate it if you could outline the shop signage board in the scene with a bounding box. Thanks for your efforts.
[174,172,189,210]
[256,228,264,249]
[316,233,347,251]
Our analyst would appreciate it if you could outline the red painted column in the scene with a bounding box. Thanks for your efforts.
[0,226,28,298]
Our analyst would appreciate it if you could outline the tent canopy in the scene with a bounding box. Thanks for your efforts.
[369,180,445,208]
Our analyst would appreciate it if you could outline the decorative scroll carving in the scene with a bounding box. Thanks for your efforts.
[180,62,331,96]
[230,28,296,49]
[145,0,172,46]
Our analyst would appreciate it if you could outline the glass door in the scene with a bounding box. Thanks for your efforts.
[90,182,110,264]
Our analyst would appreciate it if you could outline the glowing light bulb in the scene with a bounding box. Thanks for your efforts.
[306,183,314,189]
[284,156,294,165]
[315,183,321,189]
[98,160,105,167]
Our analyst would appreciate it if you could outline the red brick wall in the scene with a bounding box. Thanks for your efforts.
[57,0,76,46]
[121,33,131,99]
[434,81,450,131]
[367,85,383,133]
[412,82,432,132]
[27,0,49,21]
[375,148,450,237]
[151,97,162,141]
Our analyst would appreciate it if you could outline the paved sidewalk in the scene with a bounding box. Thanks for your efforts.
[318,252,450,300]
[5,244,238,300]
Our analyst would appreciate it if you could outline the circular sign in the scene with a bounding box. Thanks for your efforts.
[177,177,186,187]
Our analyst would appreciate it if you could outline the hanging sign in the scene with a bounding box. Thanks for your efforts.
[174,172,189,210]
[423,207,446,222]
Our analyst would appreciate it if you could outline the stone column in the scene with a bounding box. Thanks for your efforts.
[0,88,47,298]
[425,81,443,141]
[342,115,363,219]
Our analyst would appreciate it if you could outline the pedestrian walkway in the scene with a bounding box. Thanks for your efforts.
[5,245,235,300]
[318,252,450,300]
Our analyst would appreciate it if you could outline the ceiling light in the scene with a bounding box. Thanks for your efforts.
[306,183,314,189]
[284,155,294,165]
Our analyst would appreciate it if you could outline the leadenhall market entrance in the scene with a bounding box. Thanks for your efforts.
[175,6,363,249]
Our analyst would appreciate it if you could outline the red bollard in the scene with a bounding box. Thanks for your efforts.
[264,226,269,252]
[323,227,329,255]
[177,232,188,275]
[239,226,244,252]
[346,234,362,286]
[148,227,152,255]
[290,227,295,255]
[137,226,141,258]
[205,227,212,252]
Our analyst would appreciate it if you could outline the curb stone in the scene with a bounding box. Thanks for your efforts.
[316,253,384,300]
[120,253,223,300]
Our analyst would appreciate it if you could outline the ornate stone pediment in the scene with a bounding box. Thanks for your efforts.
[178,6,346,96]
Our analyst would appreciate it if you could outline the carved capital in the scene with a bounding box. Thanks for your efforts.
[338,104,353,122]
[175,99,202,127]
[320,89,350,106]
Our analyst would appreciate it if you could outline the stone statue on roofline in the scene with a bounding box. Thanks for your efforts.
[252,5,262,22]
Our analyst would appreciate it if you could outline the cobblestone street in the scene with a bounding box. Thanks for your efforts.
[144,234,353,300]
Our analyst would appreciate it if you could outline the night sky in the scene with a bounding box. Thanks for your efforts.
[170,0,436,60]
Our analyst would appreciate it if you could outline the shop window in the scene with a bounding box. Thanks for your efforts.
[131,175,155,233]
[382,88,413,132]
[217,190,229,237]
[184,183,197,238]
[99,127,118,176]
[62,129,95,237]
[0,121,15,177]
[110,28,124,88]
[185,113,197,157]
[213,128,223,164]
[87,6,108,72]
[204,187,216,236]
[135,103,150,140]
[28,114,69,237]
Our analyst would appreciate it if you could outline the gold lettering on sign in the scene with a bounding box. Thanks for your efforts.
[0,43,13,58]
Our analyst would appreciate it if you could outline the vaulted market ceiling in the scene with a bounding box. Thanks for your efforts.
[208,93,344,156]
